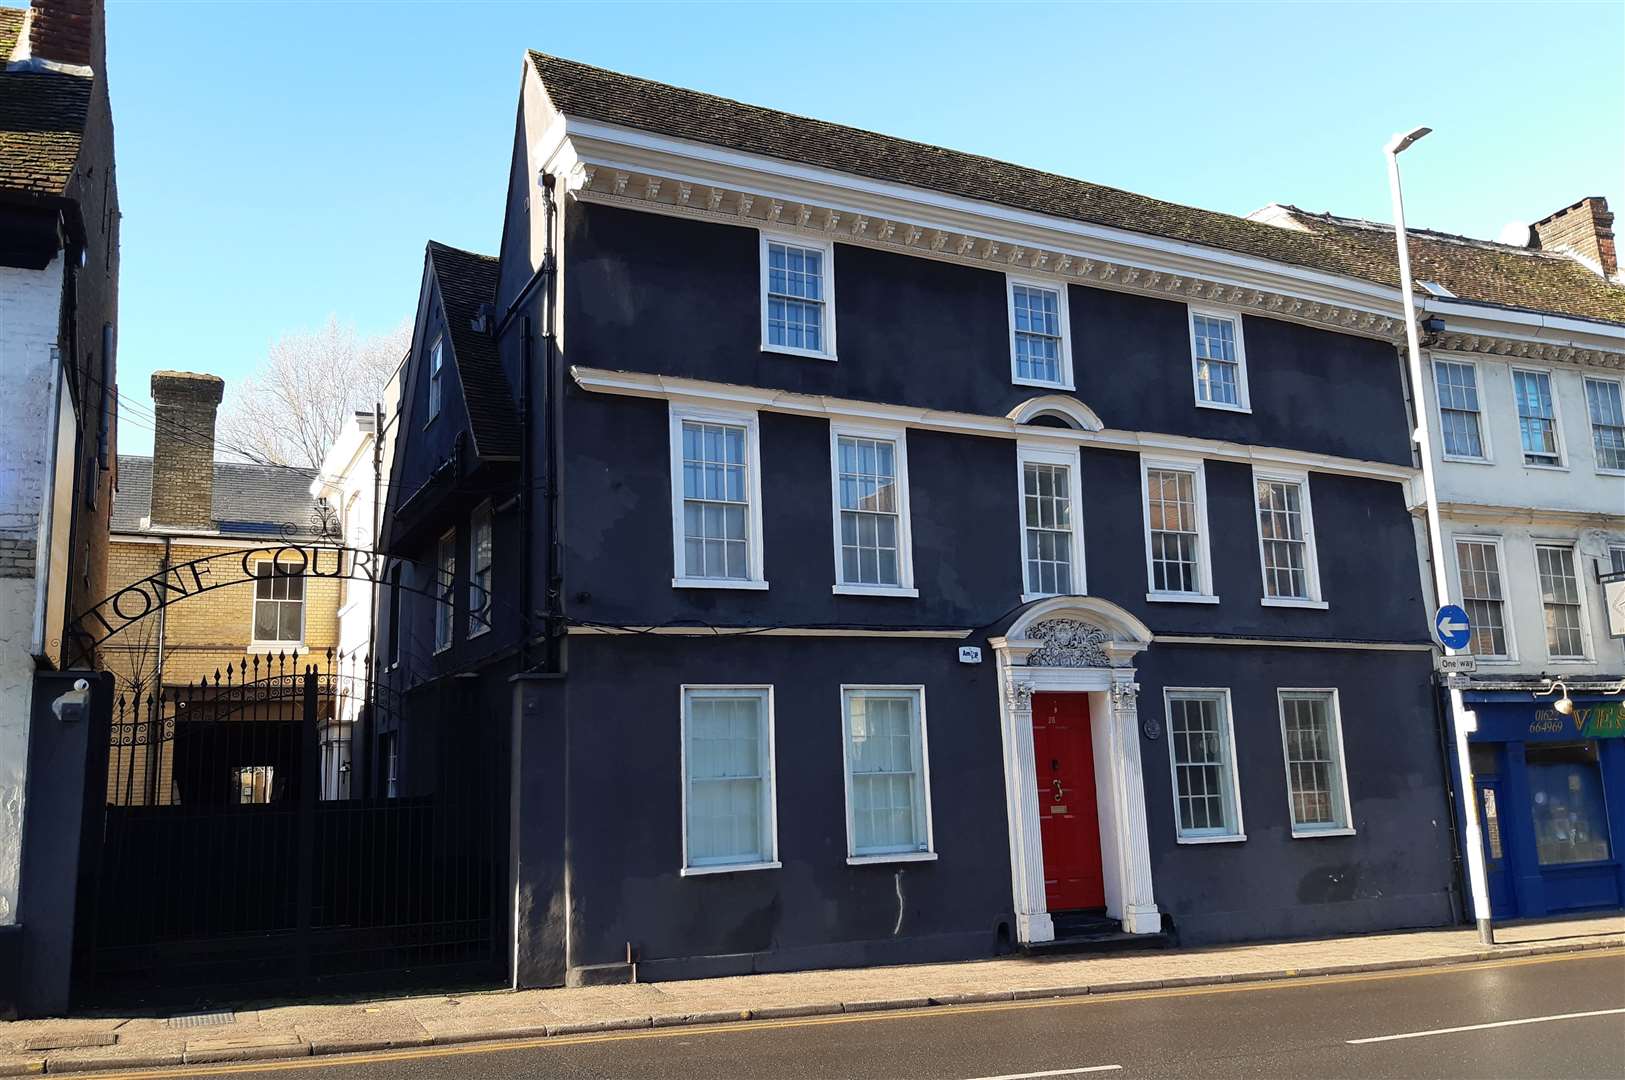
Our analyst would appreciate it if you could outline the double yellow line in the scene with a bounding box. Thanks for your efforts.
[83,947,1625,1079]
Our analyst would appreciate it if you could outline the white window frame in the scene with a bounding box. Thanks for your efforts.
[828,420,917,597]
[433,528,455,653]
[1450,534,1517,663]
[1251,466,1326,609]
[759,232,837,361]
[468,501,493,638]
[1510,365,1567,470]
[1187,306,1251,413]
[1162,688,1246,844]
[1432,356,1493,464]
[679,684,781,876]
[1610,544,1625,576]
[1017,442,1087,602]
[1533,540,1592,662]
[249,560,307,648]
[839,685,937,865]
[426,335,444,424]
[1006,275,1074,390]
[1140,454,1218,604]
[1276,688,1355,838]
[669,401,769,591]
[1583,375,1625,476]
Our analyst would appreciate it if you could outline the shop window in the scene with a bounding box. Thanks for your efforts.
[1526,742,1612,866]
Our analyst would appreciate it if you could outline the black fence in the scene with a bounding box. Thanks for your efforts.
[74,652,508,1007]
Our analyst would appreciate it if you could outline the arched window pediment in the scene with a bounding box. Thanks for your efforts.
[1006,395,1104,432]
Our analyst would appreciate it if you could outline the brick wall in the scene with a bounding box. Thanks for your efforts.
[100,538,343,804]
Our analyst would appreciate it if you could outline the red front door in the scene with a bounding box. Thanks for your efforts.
[1032,692,1105,911]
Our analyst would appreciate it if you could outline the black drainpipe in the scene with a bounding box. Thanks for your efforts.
[518,311,534,671]
[539,172,563,673]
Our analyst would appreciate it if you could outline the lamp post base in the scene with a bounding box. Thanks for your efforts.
[1477,917,1495,946]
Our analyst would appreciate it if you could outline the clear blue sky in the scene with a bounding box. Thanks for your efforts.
[105,0,1623,455]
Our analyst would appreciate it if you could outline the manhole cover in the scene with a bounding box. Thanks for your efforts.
[167,1011,235,1029]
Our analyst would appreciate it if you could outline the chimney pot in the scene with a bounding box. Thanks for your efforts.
[148,371,224,531]
[1532,196,1617,279]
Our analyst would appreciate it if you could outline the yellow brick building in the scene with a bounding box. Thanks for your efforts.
[102,372,342,804]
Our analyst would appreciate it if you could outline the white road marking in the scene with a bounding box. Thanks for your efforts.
[1347,1007,1625,1045]
[960,1067,1123,1080]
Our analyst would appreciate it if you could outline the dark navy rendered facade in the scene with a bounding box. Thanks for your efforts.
[383,128,1459,986]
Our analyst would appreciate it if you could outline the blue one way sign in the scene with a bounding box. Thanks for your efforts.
[1435,605,1472,650]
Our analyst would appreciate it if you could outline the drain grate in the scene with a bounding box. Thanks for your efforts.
[167,1011,235,1029]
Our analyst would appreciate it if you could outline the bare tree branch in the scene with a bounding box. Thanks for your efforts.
[218,316,410,469]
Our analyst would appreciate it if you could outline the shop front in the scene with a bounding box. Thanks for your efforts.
[1460,690,1625,920]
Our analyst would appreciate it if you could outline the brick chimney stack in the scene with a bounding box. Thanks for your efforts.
[148,371,224,531]
[1532,197,1618,279]
[7,0,103,75]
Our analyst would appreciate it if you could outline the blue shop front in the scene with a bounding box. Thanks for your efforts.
[1458,690,1625,920]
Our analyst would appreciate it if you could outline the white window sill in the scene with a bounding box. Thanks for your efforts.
[833,584,920,598]
[761,343,836,362]
[1597,467,1625,478]
[1471,655,1517,665]
[1522,461,1568,472]
[672,577,770,591]
[1176,832,1246,845]
[1546,657,1595,665]
[1011,375,1075,392]
[1147,591,1221,605]
[1195,399,1252,414]
[679,860,782,878]
[250,641,306,651]
[1260,597,1330,610]
[847,851,938,866]
[1441,455,1494,466]
[1290,826,1356,839]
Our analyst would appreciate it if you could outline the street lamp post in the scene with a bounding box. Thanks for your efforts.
[1385,126,1495,945]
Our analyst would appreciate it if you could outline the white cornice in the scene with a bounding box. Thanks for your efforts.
[1428,500,1625,530]
[540,119,1624,371]
[571,365,1417,484]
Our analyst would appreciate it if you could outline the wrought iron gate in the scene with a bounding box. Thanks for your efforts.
[74,651,507,1006]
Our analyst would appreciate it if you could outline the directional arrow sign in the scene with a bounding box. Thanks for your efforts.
[1435,604,1472,651]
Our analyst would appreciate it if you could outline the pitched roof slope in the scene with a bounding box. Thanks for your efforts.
[527,51,1625,327]
[112,456,325,537]
[426,240,521,460]
[0,6,20,54]
[1266,207,1625,325]
[0,6,92,198]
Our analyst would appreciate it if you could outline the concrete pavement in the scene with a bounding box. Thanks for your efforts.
[127,950,1625,1080]
[1,914,1620,1075]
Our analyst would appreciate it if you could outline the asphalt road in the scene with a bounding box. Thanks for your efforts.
[99,950,1625,1080]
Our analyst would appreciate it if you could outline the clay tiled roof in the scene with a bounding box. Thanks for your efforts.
[0,6,92,198]
[426,241,521,460]
[0,6,21,55]
[1267,207,1625,326]
[527,51,1625,328]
